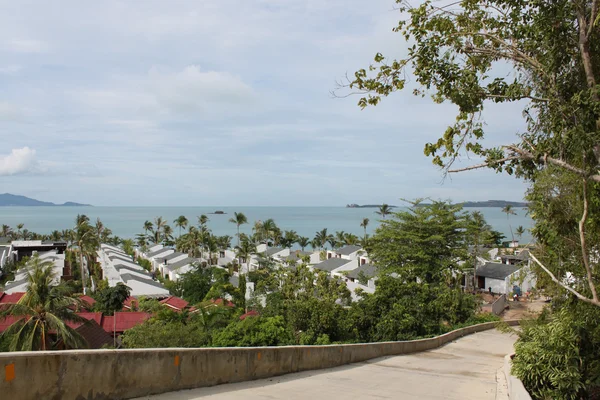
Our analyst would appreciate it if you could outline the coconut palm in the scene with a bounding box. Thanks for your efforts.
[375,204,392,219]
[74,215,97,292]
[229,212,248,247]
[16,223,24,239]
[360,218,369,240]
[515,226,525,241]
[173,215,188,238]
[0,255,87,351]
[180,226,203,258]
[502,205,517,245]
[198,215,209,228]
[344,233,360,245]
[297,236,310,251]
[261,219,278,246]
[162,225,174,246]
[281,230,298,249]
[235,239,255,273]
[143,220,153,236]
[152,217,167,244]
[314,228,333,250]
[1,224,12,237]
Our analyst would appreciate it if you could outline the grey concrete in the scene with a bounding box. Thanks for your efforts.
[139,329,517,400]
[0,321,519,400]
[504,354,533,400]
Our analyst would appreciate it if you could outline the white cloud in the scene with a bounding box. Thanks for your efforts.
[0,65,22,75]
[0,102,22,121]
[0,147,38,176]
[5,39,48,53]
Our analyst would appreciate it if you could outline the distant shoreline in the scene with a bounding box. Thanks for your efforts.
[347,200,528,208]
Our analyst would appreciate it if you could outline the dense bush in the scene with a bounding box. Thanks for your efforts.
[512,300,600,400]
[212,316,293,347]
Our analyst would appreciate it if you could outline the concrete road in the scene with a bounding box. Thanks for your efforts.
[137,329,516,400]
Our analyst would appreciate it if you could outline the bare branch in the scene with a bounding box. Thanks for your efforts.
[579,178,598,302]
[529,252,600,307]
[447,156,520,173]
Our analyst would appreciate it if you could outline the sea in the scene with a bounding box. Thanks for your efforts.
[0,206,534,244]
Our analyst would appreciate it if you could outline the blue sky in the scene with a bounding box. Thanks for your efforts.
[0,0,528,206]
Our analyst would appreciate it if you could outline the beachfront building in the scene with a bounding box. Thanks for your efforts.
[2,249,65,294]
[475,261,536,295]
[98,244,169,298]
[326,245,370,265]
[0,242,13,269]
[10,240,68,261]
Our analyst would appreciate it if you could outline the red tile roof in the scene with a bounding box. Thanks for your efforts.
[122,296,139,310]
[101,312,151,334]
[160,296,188,311]
[210,298,235,307]
[79,295,96,309]
[0,292,25,304]
[240,310,259,320]
[0,315,24,333]
[64,312,104,329]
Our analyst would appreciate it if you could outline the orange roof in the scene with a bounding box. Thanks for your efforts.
[240,310,259,320]
[0,292,25,304]
[210,298,235,307]
[160,296,188,311]
[101,312,151,333]
[0,315,24,333]
[79,295,96,308]
[122,296,139,310]
[64,312,104,329]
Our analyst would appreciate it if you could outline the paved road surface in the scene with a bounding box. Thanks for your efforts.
[137,329,516,400]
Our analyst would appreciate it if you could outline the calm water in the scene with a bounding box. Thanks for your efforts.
[0,206,533,244]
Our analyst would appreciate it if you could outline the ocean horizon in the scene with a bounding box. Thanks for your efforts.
[0,206,534,244]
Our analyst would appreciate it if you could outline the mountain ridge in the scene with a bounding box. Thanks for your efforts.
[0,193,91,207]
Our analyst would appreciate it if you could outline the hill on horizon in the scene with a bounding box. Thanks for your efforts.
[0,193,91,207]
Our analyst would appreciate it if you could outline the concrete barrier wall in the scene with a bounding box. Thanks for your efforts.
[492,294,507,315]
[0,320,520,400]
[504,354,532,400]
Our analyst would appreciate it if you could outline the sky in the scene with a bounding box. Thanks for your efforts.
[0,0,529,206]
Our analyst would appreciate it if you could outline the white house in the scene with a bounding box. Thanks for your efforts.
[0,244,13,269]
[2,250,65,294]
[476,261,536,295]
[277,250,321,266]
[327,245,370,265]
[313,257,357,275]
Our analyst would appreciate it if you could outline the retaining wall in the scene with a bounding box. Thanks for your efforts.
[504,354,533,400]
[0,320,520,400]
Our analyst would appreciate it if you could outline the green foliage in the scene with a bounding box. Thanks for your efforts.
[368,201,469,284]
[212,316,293,347]
[137,258,152,272]
[175,265,215,304]
[0,255,87,351]
[121,320,211,348]
[348,277,477,342]
[93,283,131,315]
[512,300,600,400]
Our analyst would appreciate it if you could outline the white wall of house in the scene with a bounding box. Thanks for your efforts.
[507,266,537,294]
[484,277,507,294]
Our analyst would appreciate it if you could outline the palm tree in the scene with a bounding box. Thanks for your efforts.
[162,225,174,246]
[235,239,255,273]
[1,224,12,237]
[335,231,346,249]
[173,215,188,238]
[198,215,209,228]
[261,219,278,246]
[229,212,248,248]
[314,228,333,250]
[0,255,87,351]
[74,214,97,293]
[515,226,525,241]
[143,220,153,237]
[502,205,517,245]
[16,223,24,239]
[297,236,310,251]
[152,217,167,244]
[281,230,298,249]
[180,226,203,258]
[375,204,392,219]
[360,218,369,240]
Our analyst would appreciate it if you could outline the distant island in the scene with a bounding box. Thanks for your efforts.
[346,204,397,208]
[0,193,91,207]
[347,200,527,208]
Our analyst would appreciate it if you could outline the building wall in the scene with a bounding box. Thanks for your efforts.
[485,277,508,294]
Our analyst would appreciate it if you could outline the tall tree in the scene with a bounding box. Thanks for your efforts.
[229,212,248,248]
[360,218,369,240]
[197,215,209,229]
[342,0,600,307]
[375,204,391,219]
[173,215,188,239]
[502,205,517,246]
[297,236,310,251]
[515,226,526,242]
[16,223,24,240]
[75,214,97,293]
[93,283,131,315]
[0,255,87,351]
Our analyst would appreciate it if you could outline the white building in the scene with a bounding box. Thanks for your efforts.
[2,250,65,294]
[476,261,536,295]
